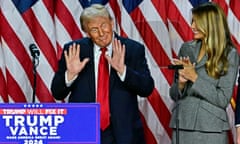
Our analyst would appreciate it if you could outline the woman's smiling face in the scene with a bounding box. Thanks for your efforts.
[191,19,205,40]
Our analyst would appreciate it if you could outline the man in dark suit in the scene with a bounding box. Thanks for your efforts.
[51,4,154,144]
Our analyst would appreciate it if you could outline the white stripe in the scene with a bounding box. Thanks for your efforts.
[8,96,14,103]
[0,97,4,103]
[168,21,184,55]
[228,10,240,43]
[55,17,73,48]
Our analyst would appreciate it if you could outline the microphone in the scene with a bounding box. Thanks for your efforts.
[168,65,184,70]
[29,44,40,58]
[29,44,40,103]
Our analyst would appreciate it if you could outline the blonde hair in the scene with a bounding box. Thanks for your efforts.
[192,2,234,79]
[80,4,112,32]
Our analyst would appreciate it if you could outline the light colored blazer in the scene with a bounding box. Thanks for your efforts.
[169,40,239,132]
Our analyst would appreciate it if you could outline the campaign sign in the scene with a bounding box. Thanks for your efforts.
[0,103,100,144]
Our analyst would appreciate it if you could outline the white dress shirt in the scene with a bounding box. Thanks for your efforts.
[65,42,126,94]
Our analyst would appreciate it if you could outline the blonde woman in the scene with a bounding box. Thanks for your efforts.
[169,2,239,144]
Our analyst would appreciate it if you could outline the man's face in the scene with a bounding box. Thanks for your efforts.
[86,16,114,48]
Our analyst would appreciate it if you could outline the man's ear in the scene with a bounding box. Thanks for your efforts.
[111,20,114,29]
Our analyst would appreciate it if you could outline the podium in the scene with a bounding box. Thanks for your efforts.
[0,103,100,144]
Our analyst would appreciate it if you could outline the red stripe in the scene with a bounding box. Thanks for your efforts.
[0,10,5,102]
[230,0,240,20]
[140,113,158,144]
[108,1,128,37]
[161,68,175,86]
[6,70,27,102]
[148,88,172,137]
[43,0,55,18]
[212,0,229,15]
[35,74,55,102]
[56,42,63,60]
[232,85,238,104]
[55,0,83,40]
[0,70,8,102]
[228,130,234,144]
[152,0,168,25]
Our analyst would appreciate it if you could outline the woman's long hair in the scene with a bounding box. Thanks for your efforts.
[192,2,234,79]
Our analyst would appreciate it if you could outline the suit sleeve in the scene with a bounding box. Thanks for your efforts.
[123,42,154,97]
[51,44,72,100]
[191,49,239,109]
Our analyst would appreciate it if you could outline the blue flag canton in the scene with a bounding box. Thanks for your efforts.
[122,0,143,13]
[12,0,38,14]
[79,0,108,8]
[189,0,210,7]
[78,0,143,14]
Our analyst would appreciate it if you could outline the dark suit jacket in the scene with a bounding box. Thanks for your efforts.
[235,70,240,125]
[51,34,154,144]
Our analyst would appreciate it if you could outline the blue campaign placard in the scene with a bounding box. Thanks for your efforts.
[0,103,100,144]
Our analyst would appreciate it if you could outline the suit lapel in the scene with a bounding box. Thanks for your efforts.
[194,41,207,69]
[186,41,206,69]
[86,39,96,101]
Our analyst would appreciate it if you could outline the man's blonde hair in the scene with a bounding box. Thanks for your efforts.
[80,4,112,32]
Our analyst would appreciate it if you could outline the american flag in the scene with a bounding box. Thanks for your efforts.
[0,0,239,143]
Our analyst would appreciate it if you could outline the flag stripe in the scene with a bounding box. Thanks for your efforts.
[229,0,240,20]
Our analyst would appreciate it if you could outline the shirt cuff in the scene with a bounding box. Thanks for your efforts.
[117,66,126,81]
[65,71,78,87]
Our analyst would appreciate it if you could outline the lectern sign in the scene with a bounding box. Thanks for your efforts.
[0,103,100,144]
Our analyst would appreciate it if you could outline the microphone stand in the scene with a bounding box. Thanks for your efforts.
[168,65,183,144]
[31,56,39,103]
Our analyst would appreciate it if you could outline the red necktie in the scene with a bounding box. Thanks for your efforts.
[97,47,110,130]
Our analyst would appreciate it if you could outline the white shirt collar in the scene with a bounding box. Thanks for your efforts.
[93,42,112,57]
